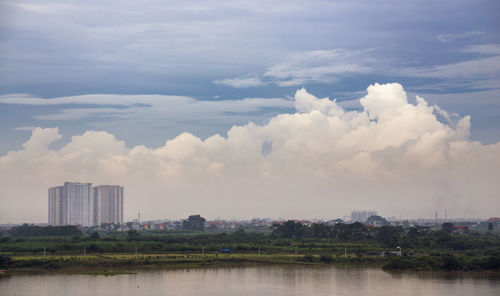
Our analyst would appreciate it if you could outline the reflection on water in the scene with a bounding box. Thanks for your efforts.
[1,266,499,296]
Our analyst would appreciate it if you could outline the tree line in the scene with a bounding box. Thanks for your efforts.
[7,224,83,237]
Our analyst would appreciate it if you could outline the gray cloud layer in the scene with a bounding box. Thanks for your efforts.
[2,0,498,96]
[0,93,292,121]
[215,45,500,90]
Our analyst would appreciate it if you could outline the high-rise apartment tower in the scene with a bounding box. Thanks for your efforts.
[65,182,92,226]
[93,185,124,225]
[48,182,123,226]
[48,186,65,225]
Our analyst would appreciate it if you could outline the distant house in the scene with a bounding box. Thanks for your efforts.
[379,247,402,257]
[452,225,469,234]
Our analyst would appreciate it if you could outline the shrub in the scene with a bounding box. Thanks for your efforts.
[300,255,314,262]
[483,255,500,270]
[319,254,333,263]
[0,255,12,268]
[441,254,462,271]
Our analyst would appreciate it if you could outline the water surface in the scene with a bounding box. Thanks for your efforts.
[1,266,499,296]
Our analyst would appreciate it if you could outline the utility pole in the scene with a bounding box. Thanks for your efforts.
[84,245,86,257]
[295,246,298,255]
[344,246,347,257]
[258,246,261,256]
[43,247,46,257]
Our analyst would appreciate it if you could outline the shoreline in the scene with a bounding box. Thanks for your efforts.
[1,253,384,275]
[2,253,499,276]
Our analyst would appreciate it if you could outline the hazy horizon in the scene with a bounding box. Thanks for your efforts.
[1,83,499,224]
[1,1,499,224]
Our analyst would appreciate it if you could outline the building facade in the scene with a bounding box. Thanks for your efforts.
[65,182,92,226]
[48,182,123,226]
[48,186,65,225]
[93,185,124,225]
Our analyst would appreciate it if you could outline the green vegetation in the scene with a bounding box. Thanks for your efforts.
[182,215,206,231]
[8,224,83,237]
[441,222,454,234]
[0,253,388,275]
[382,254,500,271]
[0,221,499,274]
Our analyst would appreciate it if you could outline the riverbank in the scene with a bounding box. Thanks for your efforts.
[2,254,499,276]
[1,253,389,275]
[4,254,500,275]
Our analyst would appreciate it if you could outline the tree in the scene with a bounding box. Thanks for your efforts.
[271,220,306,238]
[333,222,367,241]
[90,232,100,240]
[366,215,390,226]
[376,226,402,247]
[311,223,332,238]
[183,215,206,231]
[488,223,494,233]
[127,229,139,241]
[441,222,454,234]
[8,224,82,237]
[0,255,12,268]
[442,254,462,270]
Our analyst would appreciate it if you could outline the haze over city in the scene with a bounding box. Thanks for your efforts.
[0,0,499,224]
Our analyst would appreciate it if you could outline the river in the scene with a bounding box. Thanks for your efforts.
[1,266,499,296]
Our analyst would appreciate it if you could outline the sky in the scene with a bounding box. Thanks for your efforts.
[0,0,499,223]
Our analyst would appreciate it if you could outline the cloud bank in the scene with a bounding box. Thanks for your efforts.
[0,93,294,148]
[1,83,499,223]
[214,45,500,92]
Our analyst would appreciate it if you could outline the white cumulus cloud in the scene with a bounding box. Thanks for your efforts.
[1,83,499,223]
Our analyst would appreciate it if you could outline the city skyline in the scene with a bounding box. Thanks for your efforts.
[48,182,123,226]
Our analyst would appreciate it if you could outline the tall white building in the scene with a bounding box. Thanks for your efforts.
[65,182,92,226]
[93,185,124,225]
[48,186,65,225]
[48,182,123,226]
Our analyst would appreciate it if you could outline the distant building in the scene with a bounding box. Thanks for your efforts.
[48,186,65,225]
[65,182,92,226]
[93,185,124,225]
[452,225,469,234]
[48,182,123,226]
[351,210,377,222]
